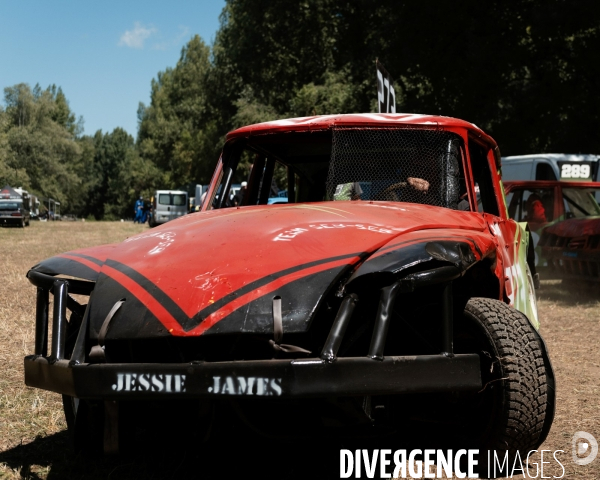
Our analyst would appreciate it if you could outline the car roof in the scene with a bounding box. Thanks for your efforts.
[502,153,600,162]
[226,113,495,145]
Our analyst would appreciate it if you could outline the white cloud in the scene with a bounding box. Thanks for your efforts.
[119,22,157,49]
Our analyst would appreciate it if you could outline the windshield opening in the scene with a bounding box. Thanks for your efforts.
[211,128,470,211]
[0,202,19,211]
[562,188,600,218]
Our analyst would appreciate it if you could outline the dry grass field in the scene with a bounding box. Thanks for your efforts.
[0,221,598,479]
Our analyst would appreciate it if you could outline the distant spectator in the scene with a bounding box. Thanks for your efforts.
[225,188,235,207]
[141,200,151,223]
[234,181,247,206]
[133,196,144,223]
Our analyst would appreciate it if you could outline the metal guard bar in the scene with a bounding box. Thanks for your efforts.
[27,269,94,361]
[367,266,461,361]
[27,269,95,295]
[321,265,461,363]
[24,354,482,400]
[320,293,358,362]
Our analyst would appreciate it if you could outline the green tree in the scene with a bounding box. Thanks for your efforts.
[0,105,30,186]
[2,83,83,210]
[138,35,223,189]
[289,70,362,117]
[215,0,341,114]
[213,0,600,155]
[82,128,155,220]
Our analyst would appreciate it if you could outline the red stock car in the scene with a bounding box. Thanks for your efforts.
[504,180,600,281]
[24,114,554,469]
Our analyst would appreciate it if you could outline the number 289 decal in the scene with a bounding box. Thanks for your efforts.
[561,163,591,179]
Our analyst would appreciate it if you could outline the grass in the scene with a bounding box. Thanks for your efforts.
[0,221,598,479]
[529,280,600,479]
[0,221,147,479]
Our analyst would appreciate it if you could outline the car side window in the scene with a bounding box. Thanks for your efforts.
[468,141,500,216]
[506,190,521,219]
[213,144,294,208]
[507,188,555,225]
[536,162,557,181]
[210,142,251,209]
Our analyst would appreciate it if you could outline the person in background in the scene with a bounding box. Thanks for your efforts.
[133,196,144,223]
[526,193,547,224]
[234,181,248,206]
[148,196,154,224]
[141,199,151,223]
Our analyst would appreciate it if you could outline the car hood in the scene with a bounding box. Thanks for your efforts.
[32,202,487,338]
[544,215,600,238]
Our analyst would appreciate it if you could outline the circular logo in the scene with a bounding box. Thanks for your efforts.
[572,431,598,466]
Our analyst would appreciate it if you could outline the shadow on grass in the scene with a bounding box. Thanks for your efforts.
[537,278,600,306]
[0,429,343,480]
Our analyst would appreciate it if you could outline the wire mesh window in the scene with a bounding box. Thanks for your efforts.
[326,128,463,209]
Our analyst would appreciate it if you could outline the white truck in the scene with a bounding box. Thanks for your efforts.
[149,190,188,227]
[501,153,600,182]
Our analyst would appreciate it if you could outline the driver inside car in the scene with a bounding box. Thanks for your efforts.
[526,193,547,224]
[334,177,430,201]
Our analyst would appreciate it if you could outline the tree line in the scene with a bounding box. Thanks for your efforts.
[2,0,600,219]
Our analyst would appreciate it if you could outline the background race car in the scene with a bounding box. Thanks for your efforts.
[504,180,600,282]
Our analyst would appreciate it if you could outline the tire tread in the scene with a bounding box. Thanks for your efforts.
[464,297,547,454]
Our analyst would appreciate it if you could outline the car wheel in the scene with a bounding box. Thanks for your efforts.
[461,297,550,477]
[19,218,25,228]
[62,395,104,454]
[61,309,107,455]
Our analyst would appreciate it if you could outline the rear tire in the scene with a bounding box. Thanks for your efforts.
[462,297,550,477]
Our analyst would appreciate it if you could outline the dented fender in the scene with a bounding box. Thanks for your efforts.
[346,229,498,291]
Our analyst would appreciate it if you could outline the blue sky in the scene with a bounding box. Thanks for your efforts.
[0,0,226,137]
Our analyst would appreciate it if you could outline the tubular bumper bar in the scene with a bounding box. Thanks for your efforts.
[24,354,481,400]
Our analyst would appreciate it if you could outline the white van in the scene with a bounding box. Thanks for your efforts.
[501,154,600,182]
[149,190,188,227]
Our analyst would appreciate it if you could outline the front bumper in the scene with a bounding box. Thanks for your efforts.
[0,216,22,225]
[25,267,482,401]
[24,354,481,400]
